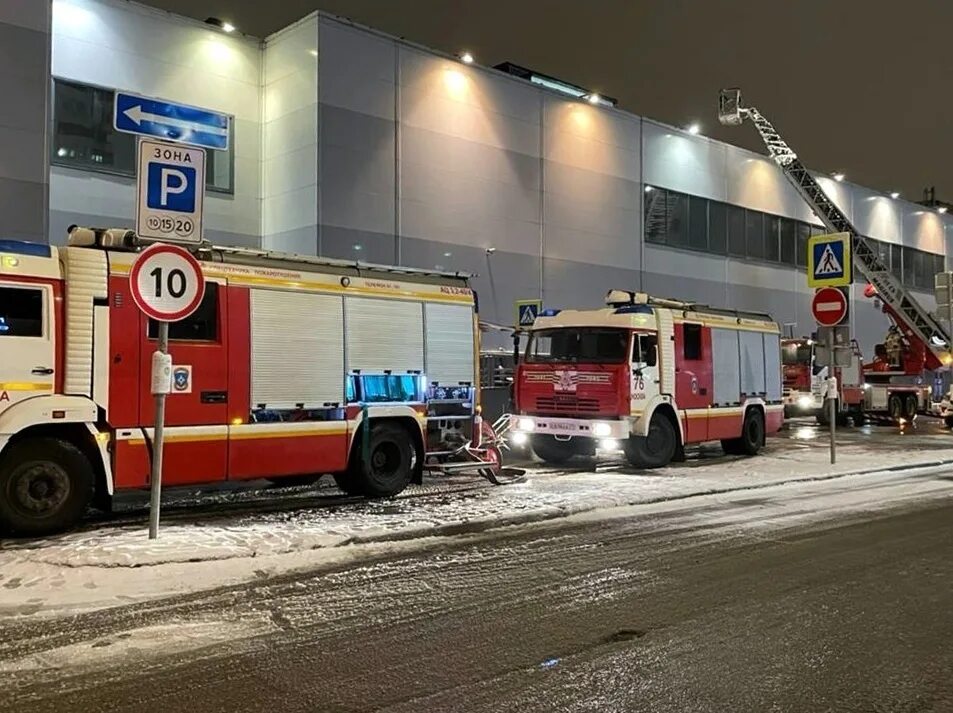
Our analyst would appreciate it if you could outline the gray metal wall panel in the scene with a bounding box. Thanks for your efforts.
[319,19,395,119]
[763,333,782,402]
[642,121,728,202]
[322,224,395,264]
[739,331,767,397]
[711,328,740,406]
[0,13,48,243]
[542,258,639,312]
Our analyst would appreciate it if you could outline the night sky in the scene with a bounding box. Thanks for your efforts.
[147,0,953,200]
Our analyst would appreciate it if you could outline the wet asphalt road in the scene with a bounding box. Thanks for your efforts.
[2,465,953,713]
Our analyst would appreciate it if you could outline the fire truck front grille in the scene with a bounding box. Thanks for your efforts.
[533,396,603,414]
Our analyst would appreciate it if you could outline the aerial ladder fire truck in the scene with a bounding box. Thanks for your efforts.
[719,89,952,425]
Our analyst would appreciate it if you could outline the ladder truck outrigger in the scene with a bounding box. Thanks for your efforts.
[719,89,952,425]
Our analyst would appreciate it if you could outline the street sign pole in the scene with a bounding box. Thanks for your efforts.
[827,327,836,465]
[148,322,171,539]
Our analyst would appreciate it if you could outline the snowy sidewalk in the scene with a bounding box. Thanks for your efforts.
[2,437,953,618]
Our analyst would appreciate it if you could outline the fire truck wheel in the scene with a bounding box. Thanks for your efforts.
[0,438,93,536]
[530,435,579,465]
[902,394,918,421]
[332,473,364,496]
[945,415,953,429]
[888,395,903,422]
[738,408,765,456]
[351,423,415,498]
[624,414,677,469]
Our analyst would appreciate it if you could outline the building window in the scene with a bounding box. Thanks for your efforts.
[708,201,727,255]
[683,323,703,360]
[688,195,708,251]
[147,283,219,341]
[0,286,43,337]
[52,79,234,194]
[644,188,667,245]
[779,218,797,266]
[796,222,811,268]
[727,205,746,256]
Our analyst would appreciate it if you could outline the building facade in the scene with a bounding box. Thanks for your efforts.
[13,0,953,351]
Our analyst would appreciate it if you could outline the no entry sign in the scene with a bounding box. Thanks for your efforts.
[130,243,206,322]
[812,286,848,327]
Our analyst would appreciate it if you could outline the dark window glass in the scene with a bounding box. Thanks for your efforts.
[148,283,219,341]
[688,195,708,251]
[708,202,727,255]
[52,79,234,193]
[935,254,946,280]
[765,215,781,262]
[632,333,658,367]
[666,191,689,247]
[0,286,43,337]
[903,247,917,286]
[644,188,667,245]
[727,205,746,256]
[526,328,628,364]
[890,243,903,280]
[796,223,811,268]
[683,323,703,360]
[745,210,765,259]
[779,218,797,266]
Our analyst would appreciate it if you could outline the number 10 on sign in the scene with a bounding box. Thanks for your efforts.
[129,243,206,539]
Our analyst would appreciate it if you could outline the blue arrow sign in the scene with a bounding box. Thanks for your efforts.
[114,92,230,151]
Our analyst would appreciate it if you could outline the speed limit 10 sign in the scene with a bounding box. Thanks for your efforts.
[130,243,206,322]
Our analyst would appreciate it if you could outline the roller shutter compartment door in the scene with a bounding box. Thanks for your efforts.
[346,297,424,373]
[250,289,344,408]
[763,333,782,402]
[424,303,475,386]
[711,328,741,406]
[739,330,767,397]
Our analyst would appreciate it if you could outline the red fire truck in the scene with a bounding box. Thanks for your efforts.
[0,228,479,535]
[509,291,784,467]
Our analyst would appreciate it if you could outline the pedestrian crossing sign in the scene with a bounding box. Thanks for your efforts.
[808,232,851,287]
[516,299,542,327]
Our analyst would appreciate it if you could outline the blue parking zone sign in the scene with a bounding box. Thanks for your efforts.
[516,299,542,327]
[147,163,196,212]
[808,232,851,288]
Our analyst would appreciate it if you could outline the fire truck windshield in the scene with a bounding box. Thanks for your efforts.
[526,327,627,364]
[782,342,812,366]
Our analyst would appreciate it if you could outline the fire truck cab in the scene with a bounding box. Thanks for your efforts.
[0,229,479,535]
[510,290,784,467]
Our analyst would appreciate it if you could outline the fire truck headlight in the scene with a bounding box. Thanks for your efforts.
[598,438,620,451]
[592,422,612,437]
[511,431,528,446]
[798,395,814,409]
[863,383,871,390]
[517,417,535,432]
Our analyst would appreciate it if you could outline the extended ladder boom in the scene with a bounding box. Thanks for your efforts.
[717,88,951,370]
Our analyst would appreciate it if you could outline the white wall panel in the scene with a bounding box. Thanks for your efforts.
[346,297,424,373]
[319,19,395,119]
[543,97,639,181]
[852,187,900,243]
[250,289,344,408]
[642,121,727,202]
[901,207,946,254]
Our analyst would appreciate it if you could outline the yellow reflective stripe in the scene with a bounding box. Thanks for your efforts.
[0,382,53,391]
[230,426,348,440]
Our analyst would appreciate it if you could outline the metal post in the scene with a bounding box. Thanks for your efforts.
[148,322,169,540]
[827,328,836,465]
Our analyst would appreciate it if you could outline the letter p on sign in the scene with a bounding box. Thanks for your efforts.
[147,163,195,212]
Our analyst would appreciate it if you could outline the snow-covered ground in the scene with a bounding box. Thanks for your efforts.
[3,438,953,619]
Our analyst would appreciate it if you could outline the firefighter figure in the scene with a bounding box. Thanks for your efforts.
[884,325,903,369]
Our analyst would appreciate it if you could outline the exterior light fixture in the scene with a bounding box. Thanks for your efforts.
[832,172,845,182]
[687,123,701,135]
[587,93,601,105]
[939,206,948,214]
[460,51,474,64]
[221,21,235,33]
[890,191,900,199]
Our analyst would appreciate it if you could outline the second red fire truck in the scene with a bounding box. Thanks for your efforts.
[510,290,784,466]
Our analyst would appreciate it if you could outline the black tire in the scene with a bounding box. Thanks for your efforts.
[0,438,93,536]
[816,400,835,427]
[530,435,579,465]
[349,423,416,498]
[945,415,953,429]
[739,408,765,456]
[332,473,364,496]
[888,395,903,422]
[902,394,918,421]
[850,404,865,426]
[624,413,677,468]
[267,474,321,487]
